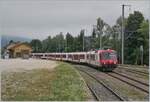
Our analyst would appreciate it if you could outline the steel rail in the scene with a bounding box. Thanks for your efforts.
[107,73,149,94]
[113,71,149,86]
[85,81,101,101]
[76,67,126,101]
[119,64,148,69]
[118,66,148,75]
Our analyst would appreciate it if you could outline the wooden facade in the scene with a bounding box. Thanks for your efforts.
[6,43,32,58]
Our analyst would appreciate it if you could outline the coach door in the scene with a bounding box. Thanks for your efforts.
[89,54,95,65]
[95,53,99,66]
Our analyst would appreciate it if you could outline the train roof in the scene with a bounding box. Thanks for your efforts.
[97,49,116,53]
[67,52,87,54]
[31,49,116,55]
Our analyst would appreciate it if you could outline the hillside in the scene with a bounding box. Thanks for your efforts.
[1,35,31,48]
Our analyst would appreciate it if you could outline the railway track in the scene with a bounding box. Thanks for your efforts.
[113,71,149,86]
[119,64,148,69]
[74,65,126,101]
[106,72,149,94]
[73,64,149,99]
[117,66,149,76]
[85,81,101,101]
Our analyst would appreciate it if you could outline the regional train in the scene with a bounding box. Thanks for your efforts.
[31,49,118,71]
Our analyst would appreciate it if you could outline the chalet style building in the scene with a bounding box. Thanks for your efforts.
[4,42,32,58]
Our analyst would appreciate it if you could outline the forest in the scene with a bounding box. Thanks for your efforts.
[30,11,149,65]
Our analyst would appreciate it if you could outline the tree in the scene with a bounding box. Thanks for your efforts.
[102,24,113,48]
[76,29,85,51]
[96,17,106,49]
[42,36,51,52]
[30,39,42,53]
[124,11,144,64]
[73,37,79,52]
[65,32,74,52]
[138,20,149,65]
[91,27,97,49]
[9,40,14,44]
[52,32,65,52]
[110,17,127,63]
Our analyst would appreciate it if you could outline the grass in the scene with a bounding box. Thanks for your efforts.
[1,62,88,101]
[48,62,88,101]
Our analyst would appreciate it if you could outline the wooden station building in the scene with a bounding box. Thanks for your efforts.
[5,42,32,58]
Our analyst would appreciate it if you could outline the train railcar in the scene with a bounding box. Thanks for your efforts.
[78,52,87,63]
[86,49,117,71]
[31,49,118,71]
[99,49,117,71]
[86,50,100,66]
[61,53,67,61]
[100,49,117,69]
[32,53,44,59]
[71,52,87,63]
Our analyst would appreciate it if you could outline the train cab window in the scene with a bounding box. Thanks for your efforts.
[100,52,117,60]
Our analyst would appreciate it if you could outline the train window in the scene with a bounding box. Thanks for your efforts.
[80,54,84,59]
[68,55,72,58]
[63,55,66,58]
[74,55,78,60]
[100,52,117,60]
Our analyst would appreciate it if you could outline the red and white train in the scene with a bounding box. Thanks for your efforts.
[31,49,118,71]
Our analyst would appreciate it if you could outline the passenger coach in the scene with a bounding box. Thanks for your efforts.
[31,49,118,71]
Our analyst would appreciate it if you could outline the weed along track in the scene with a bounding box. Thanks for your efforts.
[73,64,149,101]
[74,65,126,101]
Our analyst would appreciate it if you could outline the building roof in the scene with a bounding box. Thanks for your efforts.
[7,42,31,50]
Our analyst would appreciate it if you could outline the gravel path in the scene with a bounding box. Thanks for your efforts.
[0,58,58,72]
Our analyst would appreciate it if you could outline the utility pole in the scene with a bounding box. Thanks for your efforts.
[121,4,124,64]
[66,38,68,52]
[83,29,85,51]
[97,30,102,49]
[121,4,131,64]
[99,31,102,49]
[140,45,143,65]
[92,25,97,50]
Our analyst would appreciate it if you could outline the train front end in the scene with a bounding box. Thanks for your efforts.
[99,49,118,71]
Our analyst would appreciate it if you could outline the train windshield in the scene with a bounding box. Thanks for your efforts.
[101,52,117,60]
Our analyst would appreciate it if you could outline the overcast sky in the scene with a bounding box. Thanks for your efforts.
[0,0,149,40]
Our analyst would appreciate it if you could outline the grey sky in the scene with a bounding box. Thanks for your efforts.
[0,0,149,40]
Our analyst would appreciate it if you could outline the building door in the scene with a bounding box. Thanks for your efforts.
[21,50,29,59]
[16,52,21,58]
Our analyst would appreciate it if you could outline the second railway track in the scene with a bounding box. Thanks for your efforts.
[113,71,149,86]
[73,64,149,101]
[117,66,149,76]
[106,72,149,94]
